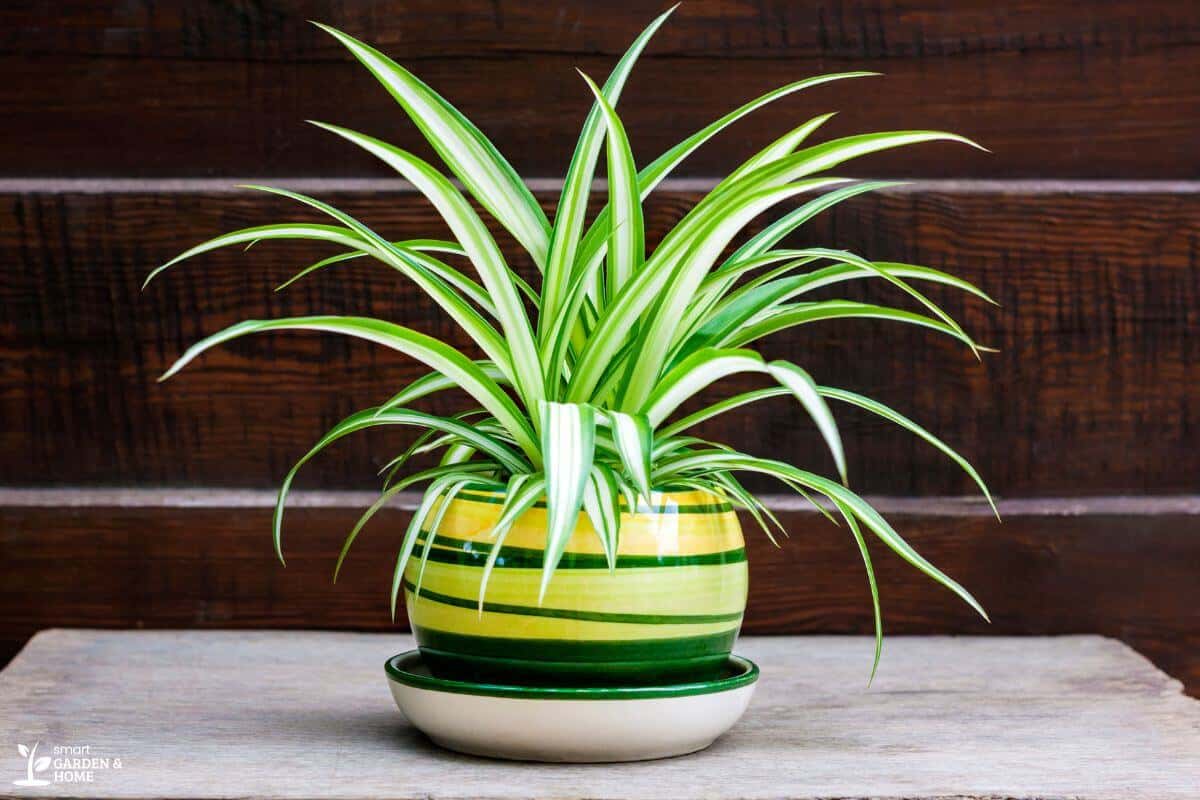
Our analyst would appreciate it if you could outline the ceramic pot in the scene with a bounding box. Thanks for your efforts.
[403,487,748,684]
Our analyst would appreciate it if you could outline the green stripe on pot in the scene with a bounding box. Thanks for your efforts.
[454,488,734,514]
[413,625,739,662]
[404,578,745,625]
[386,650,760,699]
[412,534,747,569]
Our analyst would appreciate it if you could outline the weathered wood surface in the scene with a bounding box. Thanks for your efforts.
[3,2,1199,177]
[2,490,1198,698]
[0,630,1196,799]
[4,184,1198,494]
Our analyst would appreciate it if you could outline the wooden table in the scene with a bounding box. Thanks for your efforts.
[0,631,1196,800]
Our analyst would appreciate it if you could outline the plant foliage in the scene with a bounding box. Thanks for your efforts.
[148,8,997,677]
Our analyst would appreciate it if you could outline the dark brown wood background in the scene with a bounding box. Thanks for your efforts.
[1,1,1197,693]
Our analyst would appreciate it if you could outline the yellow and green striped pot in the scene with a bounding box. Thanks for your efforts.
[403,487,748,685]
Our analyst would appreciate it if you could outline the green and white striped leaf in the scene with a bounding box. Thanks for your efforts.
[271,406,525,563]
[412,478,472,596]
[237,184,521,375]
[276,242,508,316]
[570,179,843,406]
[604,409,654,501]
[707,471,784,546]
[479,474,547,609]
[820,386,997,517]
[374,363,508,419]
[656,450,988,622]
[583,463,622,571]
[831,497,883,684]
[579,72,644,309]
[642,349,845,481]
[539,5,674,334]
[338,463,493,583]
[721,113,838,185]
[389,475,467,618]
[767,361,846,484]
[158,316,539,464]
[618,177,838,404]
[538,402,597,602]
[307,123,546,426]
[574,73,878,276]
[726,301,980,351]
[313,23,550,267]
[725,180,901,266]
[144,223,363,288]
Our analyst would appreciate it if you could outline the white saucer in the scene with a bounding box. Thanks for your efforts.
[385,650,759,762]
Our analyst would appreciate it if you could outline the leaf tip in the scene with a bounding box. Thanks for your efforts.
[157,360,184,382]
[306,119,341,135]
[957,134,990,153]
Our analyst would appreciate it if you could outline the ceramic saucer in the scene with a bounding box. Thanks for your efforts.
[385,649,758,762]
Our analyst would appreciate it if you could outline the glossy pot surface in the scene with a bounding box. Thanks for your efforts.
[404,488,748,684]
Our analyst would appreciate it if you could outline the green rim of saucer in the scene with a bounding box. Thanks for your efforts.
[385,649,759,700]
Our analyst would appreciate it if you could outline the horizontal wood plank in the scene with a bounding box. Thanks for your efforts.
[0,493,1196,697]
[1,184,1197,494]
[2,1,1198,176]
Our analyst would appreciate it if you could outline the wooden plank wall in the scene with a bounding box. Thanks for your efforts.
[1,2,1198,692]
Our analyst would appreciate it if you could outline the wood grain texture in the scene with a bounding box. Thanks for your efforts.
[2,2,1198,177]
[2,184,1197,495]
[1,630,1197,798]
[1,492,1197,697]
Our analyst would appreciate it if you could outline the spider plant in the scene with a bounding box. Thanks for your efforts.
[147,7,996,674]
